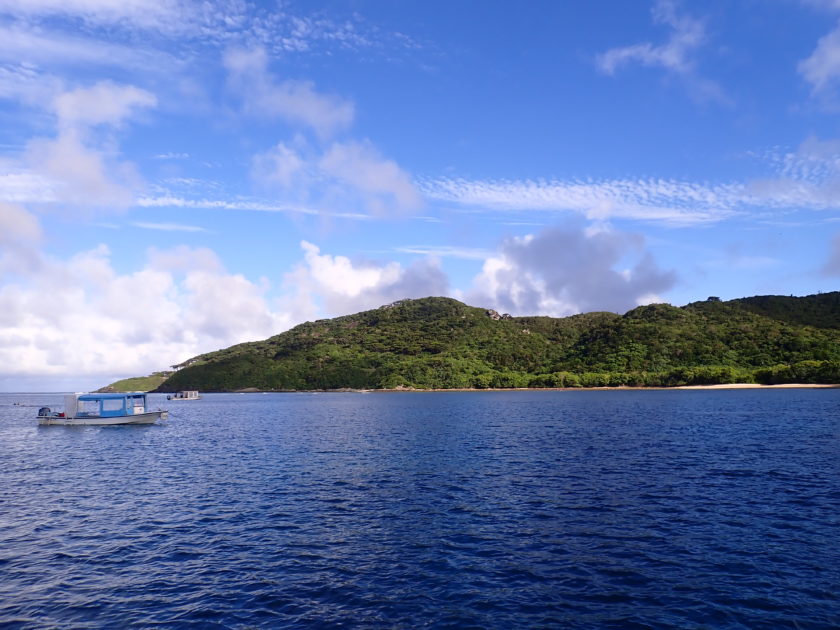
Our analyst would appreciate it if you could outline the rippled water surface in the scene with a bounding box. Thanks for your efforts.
[1,389,839,629]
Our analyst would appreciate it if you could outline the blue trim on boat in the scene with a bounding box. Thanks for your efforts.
[78,393,146,401]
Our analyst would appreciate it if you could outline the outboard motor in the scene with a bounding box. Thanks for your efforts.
[37,407,51,417]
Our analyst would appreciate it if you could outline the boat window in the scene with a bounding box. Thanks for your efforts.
[102,398,124,412]
[78,400,99,415]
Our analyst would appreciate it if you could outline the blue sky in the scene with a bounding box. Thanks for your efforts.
[2,0,840,391]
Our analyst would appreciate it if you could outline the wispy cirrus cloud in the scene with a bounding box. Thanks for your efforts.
[423,158,840,225]
[0,0,188,30]
[421,176,740,225]
[0,24,178,73]
[136,194,373,221]
[391,245,491,260]
[597,0,727,104]
[132,221,206,232]
[799,0,840,97]
[597,0,704,75]
[0,0,421,55]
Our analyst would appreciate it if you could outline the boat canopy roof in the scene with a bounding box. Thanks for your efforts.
[78,392,147,401]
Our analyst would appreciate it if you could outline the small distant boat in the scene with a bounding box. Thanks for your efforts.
[37,393,168,426]
[167,390,201,401]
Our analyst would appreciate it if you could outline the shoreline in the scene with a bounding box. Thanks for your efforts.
[672,383,840,390]
[214,383,840,394]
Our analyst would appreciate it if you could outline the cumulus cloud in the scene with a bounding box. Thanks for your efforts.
[466,225,677,316]
[0,237,452,384]
[0,228,681,386]
[23,81,156,208]
[0,202,42,245]
[286,241,449,315]
[0,243,293,381]
[224,47,354,137]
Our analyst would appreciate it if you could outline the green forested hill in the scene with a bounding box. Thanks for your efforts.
[154,293,840,392]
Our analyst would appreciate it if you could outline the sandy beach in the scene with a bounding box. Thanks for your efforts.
[674,383,840,390]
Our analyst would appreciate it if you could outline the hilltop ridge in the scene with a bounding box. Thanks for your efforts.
[134,292,840,392]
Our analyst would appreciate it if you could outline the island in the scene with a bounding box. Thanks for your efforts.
[98,292,840,393]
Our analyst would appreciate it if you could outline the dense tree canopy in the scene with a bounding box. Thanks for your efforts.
[152,293,840,392]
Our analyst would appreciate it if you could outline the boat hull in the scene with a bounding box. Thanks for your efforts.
[38,411,167,426]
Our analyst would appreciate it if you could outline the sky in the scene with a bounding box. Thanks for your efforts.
[2,0,840,391]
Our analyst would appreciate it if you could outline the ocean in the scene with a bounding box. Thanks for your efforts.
[1,389,838,628]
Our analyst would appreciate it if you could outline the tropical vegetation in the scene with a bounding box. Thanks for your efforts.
[146,292,840,392]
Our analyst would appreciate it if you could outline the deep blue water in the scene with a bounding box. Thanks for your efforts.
[1,389,838,629]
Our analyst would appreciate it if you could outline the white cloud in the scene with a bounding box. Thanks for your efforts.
[132,222,207,232]
[252,142,306,189]
[21,81,156,209]
[318,141,421,214]
[136,194,372,221]
[597,0,705,75]
[392,245,491,260]
[25,130,141,208]
[54,81,156,130]
[147,245,223,274]
[224,47,354,137]
[0,63,64,107]
[466,225,677,316]
[0,243,293,381]
[0,202,42,245]
[287,241,448,315]
[0,0,405,55]
[0,24,176,72]
[0,203,43,278]
[0,172,58,204]
[423,159,840,224]
[422,176,736,225]
[0,238,452,384]
[596,0,726,104]
[251,139,421,216]
[748,138,840,208]
[0,0,185,29]
[0,230,681,385]
[799,23,840,92]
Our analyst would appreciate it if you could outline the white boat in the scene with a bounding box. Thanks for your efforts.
[167,390,201,401]
[37,393,168,426]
